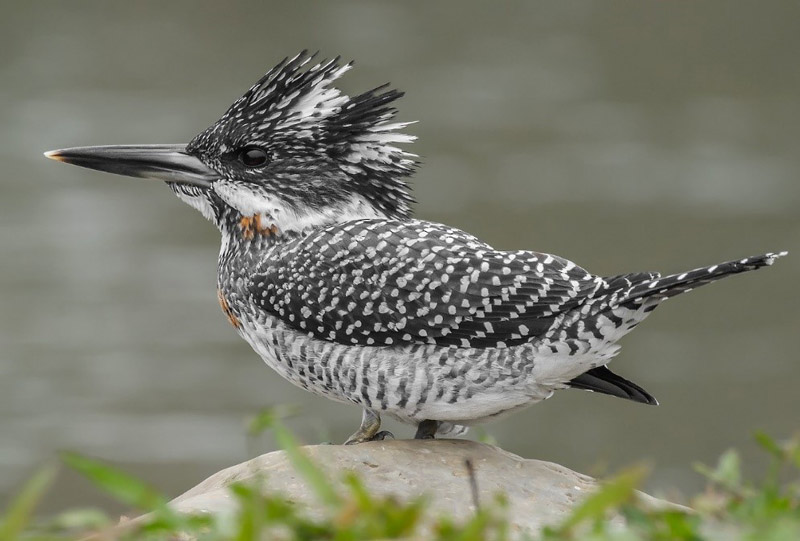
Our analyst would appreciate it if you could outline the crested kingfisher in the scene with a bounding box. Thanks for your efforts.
[46,52,786,444]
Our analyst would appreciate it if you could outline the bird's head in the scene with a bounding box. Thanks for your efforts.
[46,52,417,237]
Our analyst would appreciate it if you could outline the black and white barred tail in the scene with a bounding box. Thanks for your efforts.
[615,251,788,309]
[565,251,787,406]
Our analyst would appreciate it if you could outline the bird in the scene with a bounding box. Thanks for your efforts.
[46,52,786,444]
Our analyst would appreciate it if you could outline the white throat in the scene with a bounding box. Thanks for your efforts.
[213,180,387,235]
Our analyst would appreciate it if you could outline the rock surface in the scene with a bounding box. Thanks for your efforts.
[165,439,681,536]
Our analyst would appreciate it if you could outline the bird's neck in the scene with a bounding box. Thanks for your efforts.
[222,194,385,238]
[217,195,389,260]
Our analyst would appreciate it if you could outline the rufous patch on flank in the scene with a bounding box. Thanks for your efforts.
[217,288,240,329]
[239,214,280,240]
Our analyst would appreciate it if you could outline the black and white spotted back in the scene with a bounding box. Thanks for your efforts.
[236,217,785,353]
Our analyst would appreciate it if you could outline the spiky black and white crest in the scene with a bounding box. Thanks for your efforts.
[192,52,415,153]
[186,52,417,220]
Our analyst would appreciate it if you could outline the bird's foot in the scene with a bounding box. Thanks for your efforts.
[414,419,441,440]
[344,409,393,444]
[344,430,394,444]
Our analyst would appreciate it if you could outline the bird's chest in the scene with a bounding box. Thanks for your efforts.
[214,249,319,384]
[214,234,279,330]
[228,305,352,401]
[216,287,242,329]
[215,262,248,331]
[216,268,266,336]
[215,278,293,366]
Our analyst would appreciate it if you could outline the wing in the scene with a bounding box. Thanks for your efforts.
[250,219,605,348]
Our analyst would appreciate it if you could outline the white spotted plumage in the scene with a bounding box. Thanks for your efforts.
[215,210,785,431]
[165,52,786,439]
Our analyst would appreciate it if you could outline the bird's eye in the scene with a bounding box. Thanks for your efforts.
[238,147,269,167]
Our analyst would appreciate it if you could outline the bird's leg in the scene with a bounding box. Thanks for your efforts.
[344,408,394,445]
[414,419,441,440]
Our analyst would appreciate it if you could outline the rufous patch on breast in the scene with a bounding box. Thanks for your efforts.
[239,214,279,240]
[217,288,240,329]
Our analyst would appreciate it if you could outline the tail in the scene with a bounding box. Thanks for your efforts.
[613,251,787,308]
[569,365,658,405]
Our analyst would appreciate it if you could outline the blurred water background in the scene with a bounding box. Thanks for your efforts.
[1,1,798,511]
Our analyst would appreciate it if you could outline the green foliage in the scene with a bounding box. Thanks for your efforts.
[546,464,649,537]
[0,463,56,541]
[60,452,167,512]
[244,405,300,439]
[540,432,800,540]
[4,427,800,540]
[269,415,341,508]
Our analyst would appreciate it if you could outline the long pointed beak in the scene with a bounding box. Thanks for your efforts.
[44,144,219,188]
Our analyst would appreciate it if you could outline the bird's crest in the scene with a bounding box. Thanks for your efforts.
[188,51,416,173]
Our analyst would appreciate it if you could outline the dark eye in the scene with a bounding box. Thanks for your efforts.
[238,147,269,167]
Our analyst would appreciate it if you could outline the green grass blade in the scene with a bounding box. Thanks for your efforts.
[61,452,167,511]
[694,449,743,494]
[0,463,58,541]
[245,405,300,438]
[556,464,649,534]
[271,420,340,507]
[754,432,784,460]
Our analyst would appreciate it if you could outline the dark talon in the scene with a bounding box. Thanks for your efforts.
[373,430,394,441]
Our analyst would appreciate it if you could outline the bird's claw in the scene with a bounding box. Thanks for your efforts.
[344,409,389,445]
[344,430,394,445]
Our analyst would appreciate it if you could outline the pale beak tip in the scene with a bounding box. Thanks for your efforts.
[44,150,64,162]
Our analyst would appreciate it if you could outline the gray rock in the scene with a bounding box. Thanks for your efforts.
[165,439,684,537]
